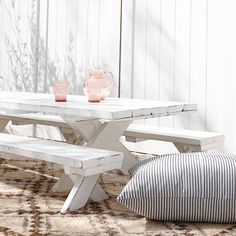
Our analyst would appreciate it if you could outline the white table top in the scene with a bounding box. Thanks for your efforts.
[0,92,197,120]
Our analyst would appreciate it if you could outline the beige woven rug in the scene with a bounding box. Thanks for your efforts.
[0,157,236,236]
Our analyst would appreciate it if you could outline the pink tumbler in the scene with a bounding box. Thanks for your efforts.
[53,82,68,102]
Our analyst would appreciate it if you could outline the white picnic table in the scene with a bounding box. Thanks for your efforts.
[0,92,197,173]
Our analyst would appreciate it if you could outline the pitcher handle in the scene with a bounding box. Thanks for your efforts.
[104,71,115,91]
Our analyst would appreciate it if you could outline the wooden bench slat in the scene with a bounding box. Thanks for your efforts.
[0,112,67,127]
[124,124,224,150]
[0,111,224,150]
[0,133,123,169]
[0,112,224,153]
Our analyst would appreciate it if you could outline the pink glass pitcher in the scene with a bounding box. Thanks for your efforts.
[83,69,114,102]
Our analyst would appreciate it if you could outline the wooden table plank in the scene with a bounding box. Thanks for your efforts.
[0,92,197,120]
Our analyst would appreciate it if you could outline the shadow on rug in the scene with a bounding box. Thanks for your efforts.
[0,157,236,236]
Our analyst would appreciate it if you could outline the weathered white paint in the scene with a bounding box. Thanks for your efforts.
[60,174,99,214]
[0,92,197,120]
[90,183,109,202]
[124,124,225,152]
[0,92,196,172]
[0,132,123,213]
[0,133,123,168]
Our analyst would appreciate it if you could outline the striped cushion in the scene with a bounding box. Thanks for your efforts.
[117,152,236,222]
[128,155,160,176]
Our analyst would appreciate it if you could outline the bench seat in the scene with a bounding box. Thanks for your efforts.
[0,133,123,213]
[0,112,67,127]
[124,124,225,152]
[0,112,83,144]
[0,112,224,152]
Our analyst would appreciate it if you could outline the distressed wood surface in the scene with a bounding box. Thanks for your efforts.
[0,133,123,169]
[124,124,224,151]
[60,174,99,214]
[0,132,123,213]
[0,112,67,127]
[0,92,197,120]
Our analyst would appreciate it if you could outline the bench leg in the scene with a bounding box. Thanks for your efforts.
[60,174,99,214]
[52,173,73,193]
[52,174,108,201]
[174,143,187,152]
[0,120,9,132]
[90,183,108,202]
[174,143,202,153]
[0,120,9,159]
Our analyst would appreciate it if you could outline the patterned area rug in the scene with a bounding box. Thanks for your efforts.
[0,157,236,236]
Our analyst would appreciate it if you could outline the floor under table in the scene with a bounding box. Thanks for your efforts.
[0,154,235,236]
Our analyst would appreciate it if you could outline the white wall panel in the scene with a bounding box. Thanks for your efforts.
[223,0,236,152]
[173,0,191,129]
[130,0,147,125]
[65,0,82,95]
[206,0,223,132]
[38,0,49,92]
[0,2,4,88]
[87,0,100,70]
[54,0,67,82]
[0,1,11,90]
[120,0,134,98]
[145,0,161,126]
[98,0,120,96]
[46,0,58,91]
[158,0,175,127]
[132,0,147,100]
[189,0,207,131]
[73,0,90,95]
[0,0,35,92]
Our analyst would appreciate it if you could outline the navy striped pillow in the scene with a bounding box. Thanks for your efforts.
[117,152,236,223]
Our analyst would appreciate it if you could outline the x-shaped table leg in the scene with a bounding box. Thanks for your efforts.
[66,119,138,174]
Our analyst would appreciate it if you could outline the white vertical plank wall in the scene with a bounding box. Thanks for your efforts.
[121,0,232,153]
[189,0,207,131]
[0,1,14,91]
[223,0,236,152]
[0,0,236,153]
[87,0,100,70]
[132,0,146,100]
[0,0,36,91]
[145,0,161,126]
[159,0,176,128]
[120,0,134,98]
[98,0,120,97]
[206,0,223,133]
[173,0,191,129]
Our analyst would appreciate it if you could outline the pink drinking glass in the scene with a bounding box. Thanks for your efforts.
[53,82,68,102]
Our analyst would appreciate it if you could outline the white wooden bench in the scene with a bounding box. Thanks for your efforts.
[124,124,225,152]
[0,133,123,213]
[0,112,83,144]
[0,112,224,152]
